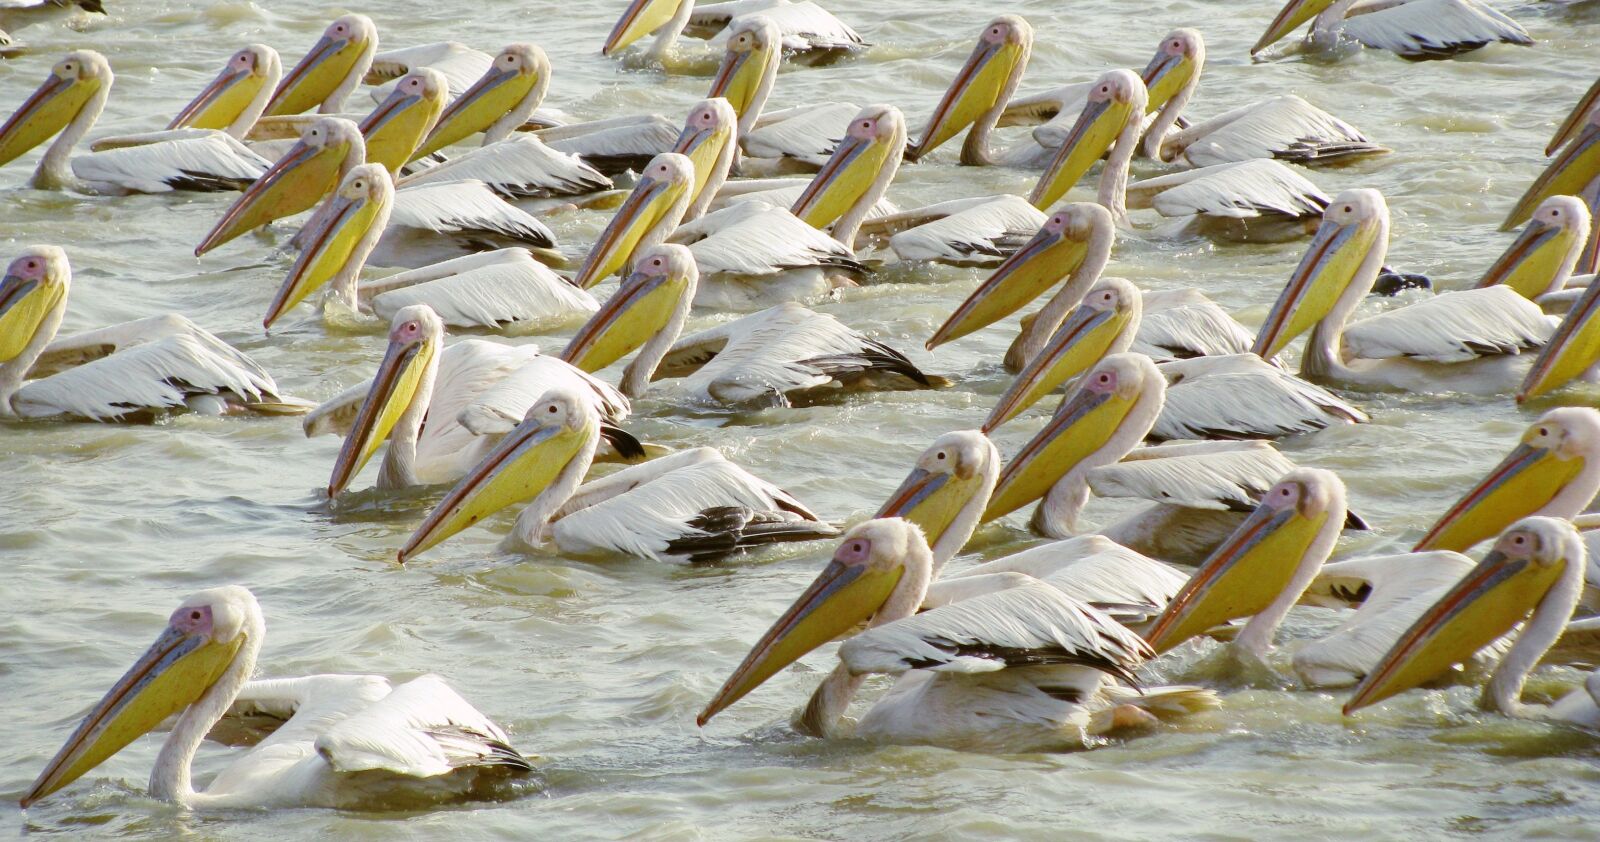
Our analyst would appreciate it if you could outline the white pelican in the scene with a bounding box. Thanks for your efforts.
[410,44,549,161]
[88,45,282,151]
[262,163,395,328]
[361,249,598,332]
[985,276,1368,441]
[20,586,532,810]
[1412,408,1600,554]
[0,50,270,193]
[873,430,1000,574]
[1519,271,1600,402]
[1505,109,1600,276]
[671,97,739,221]
[366,41,493,102]
[1475,195,1592,303]
[706,15,855,168]
[310,304,636,497]
[262,14,379,117]
[398,387,836,562]
[561,244,696,398]
[979,353,1348,560]
[1253,188,1559,393]
[1253,0,1531,61]
[603,0,864,63]
[195,118,554,267]
[1344,517,1598,728]
[1030,70,1328,239]
[651,302,944,406]
[861,194,1045,266]
[1137,29,1385,168]
[0,246,303,421]
[902,15,1035,166]
[697,519,1217,752]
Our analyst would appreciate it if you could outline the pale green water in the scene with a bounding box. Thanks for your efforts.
[3,0,1600,838]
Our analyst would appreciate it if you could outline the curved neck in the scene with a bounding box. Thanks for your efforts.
[1096,116,1141,227]
[0,288,68,416]
[486,72,550,145]
[34,83,108,190]
[621,278,695,398]
[376,338,439,489]
[322,43,377,114]
[329,200,393,311]
[1311,0,1360,47]
[230,69,283,139]
[511,425,600,548]
[1301,220,1388,381]
[647,0,695,61]
[1484,556,1585,716]
[798,542,934,735]
[930,463,999,577]
[1233,509,1344,658]
[150,615,264,806]
[830,133,905,248]
[685,137,736,222]
[1006,227,1115,370]
[1141,68,1200,161]
[960,43,1031,167]
[736,50,781,138]
[1034,386,1165,538]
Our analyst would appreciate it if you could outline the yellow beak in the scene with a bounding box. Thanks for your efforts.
[707,43,771,120]
[196,134,352,255]
[358,84,444,173]
[670,116,733,213]
[20,624,242,808]
[571,172,687,289]
[0,72,100,168]
[1504,123,1600,232]
[603,0,682,55]
[790,130,889,231]
[1475,218,1580,300]
[397,411,596,562]
[1252,0,1335,55]
[1519,282,1600,402]
[697,554,904,726]
[0,269,66,362]
[264,181,389,328]
[1251,214,1378,361]
[168,65,266,132]
[1028,95,1135,210]
[1414,444,1586,553]
[326,332,438,497]
[874,466,985,551]
[1139,52,1194,115]
[984,301,1130,431]
[413,65,538,159]
[562,264,691,373]
[1143,500,1330,654]
[925,223,1091,350]
[1344,547,1568,714]
[265,32,367,117]
[982,382,1137,522]
[905,38,1023,162]
[1547,77,1600,157]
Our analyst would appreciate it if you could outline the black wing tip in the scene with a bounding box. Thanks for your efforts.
[599,423,648,460]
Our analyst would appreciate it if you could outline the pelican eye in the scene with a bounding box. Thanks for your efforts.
[547,405,558,414]
[1096,372,1113,386]
[189,609,203,621]
[1342,205,1353,214]
[1538,426,1549,437]
[651,257,664,267]
[850,541,864,553]
[935,451,946,460]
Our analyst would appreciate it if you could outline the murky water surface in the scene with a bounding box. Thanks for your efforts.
[4,1,1600,838]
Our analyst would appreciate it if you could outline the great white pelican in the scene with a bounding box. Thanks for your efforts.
[1252,0,1531,61]
[603,0,864,63]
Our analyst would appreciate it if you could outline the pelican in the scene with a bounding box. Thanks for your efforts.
[0,247,304,421]
[873,430,1000,574]
[88,45,282,151]
[360,248,598,332]
[902,15,1035,166]
[1519,271,1600,402]
[978,353,1348,560]
[262,163,394,328]
[262,15,378,118]
[650,302,944,406]
[1253,188,1560,394]
[195,118,554,267]
[1252,0,1532,61]
[858,194,1044,266]
[0,50,269,193]
[1505,110,1600,277]
[410,44,549,161]
[1475,195,1592,303]
[706,15,855,168]
[561,244,696,398]
[365,42,493,102]
[1143,467,1345,663]
[20,586,531,810]
[398,387,836,562]
[309,305,637,497]
[697,519,1217,752]
[985,277,1367,441]
[602,0,864,63]
[1344,517,1598,728]
[1030,70,1328,239]
[1137,29,1385,168]
[1412,408,1600,554]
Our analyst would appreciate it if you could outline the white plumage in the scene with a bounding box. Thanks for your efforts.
[1131,159,1329,222]
[366,42,493,101]
[372,180,557,268]
[361,249,598,331]
[673,206,863,308]
[1132,288,1256,361]
[1167,96,1382,169]
[880,196,1048,264]
[400,135,611,199]
[1341,286,1553,364]
[1334,0,1532,59]
[71,132,270,194]
[691,0,866,54]
[1154,354,1368,441]
[542,115,682,175]
[743,102,859,166]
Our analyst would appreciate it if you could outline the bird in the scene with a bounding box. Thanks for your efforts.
[1253,188,1560,394]
[88,45,283,150]
[561,243,698,399]
[873,430,1000,575]
[0,50,270,193]
[1029,69,1328,239]
[696,518,1217,752]
[1251,0,1532,61]
[19,586,532,810]
[1344,517,1598,728]
[1504,108,1600,277]
[263,162,394,328]
[307,304,637,497]
[0,246,304,421]
[901,15,1036,166]
[398,387,837,562]
[1475,196,1592,304]
[704,15,857,169]
[602,0,864,64]
[261,14,379,118]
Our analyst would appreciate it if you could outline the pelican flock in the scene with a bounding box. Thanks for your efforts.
[7,0,1600,832]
